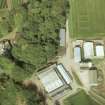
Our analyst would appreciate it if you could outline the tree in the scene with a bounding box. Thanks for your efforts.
[0,74,47,105]
[12,38,47,67]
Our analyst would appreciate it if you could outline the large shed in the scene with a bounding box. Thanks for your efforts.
[38,64,64,93]
[74,47,81,62]
[56,64,73,84]
[83,42,94,58]
[38,64,72,95]
[95,45,104,58]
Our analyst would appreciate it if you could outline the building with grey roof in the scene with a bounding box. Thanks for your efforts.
[74,46,81,63]
[59,28,66,47]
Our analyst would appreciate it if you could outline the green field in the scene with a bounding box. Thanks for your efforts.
[64,90,99,105]
[69,0,105,38]
[0,0,6,8]
[11,0,23,8]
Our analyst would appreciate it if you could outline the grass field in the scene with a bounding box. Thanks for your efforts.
[0,0,6,8]
[63,90,99,105]
[69,0,105,38]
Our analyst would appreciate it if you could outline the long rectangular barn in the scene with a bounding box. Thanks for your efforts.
[69,0,105,38]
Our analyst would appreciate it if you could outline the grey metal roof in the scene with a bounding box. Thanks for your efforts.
[59,29,66,47]
[74,47,81,62]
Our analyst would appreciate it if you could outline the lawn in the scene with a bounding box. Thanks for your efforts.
[63,90,99,105]
[69,0,105,39]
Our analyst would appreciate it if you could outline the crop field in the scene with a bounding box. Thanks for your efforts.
[69,0,105,38]
[0,0,6,8]
[63,90,99,105]
[11,0,23,8]
[0,0,23,9]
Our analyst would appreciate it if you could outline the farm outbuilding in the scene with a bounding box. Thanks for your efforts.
[38,68,64,93]
[38,64,64,93]
[80,62,92,69]
[83,42,94,59]
[38,64,72,96]
[89,70,98,86]
[95,45,104,58]
[59,28,66,47]
[74,46,81,62]
[56,64,73,84]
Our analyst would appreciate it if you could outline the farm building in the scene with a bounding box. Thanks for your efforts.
[74,46,81,62]
[83,42,94,59]
[80,69,98,88]
[56,64,73,84]
[59,28,66,47]
[80,62,92,70]
[38,67,63,93]
[89,69,98,86]
[95,45,104,58]
[38,64,72,97]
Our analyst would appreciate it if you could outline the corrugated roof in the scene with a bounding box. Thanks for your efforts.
[56,64,72,84]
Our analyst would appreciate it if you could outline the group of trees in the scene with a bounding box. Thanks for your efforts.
[0,0,69,105]
[11,0,67,71]
[0,73,47,105]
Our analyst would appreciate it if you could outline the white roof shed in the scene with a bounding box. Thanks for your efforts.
[56,64,72,84]
[96,45,104,57]
[38,69,64,93]
[59,29,66,47]
[83,42,94,59]
[74,47,81,62]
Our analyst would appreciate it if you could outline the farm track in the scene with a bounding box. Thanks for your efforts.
[89,91,105,105]
[6,0,12,10]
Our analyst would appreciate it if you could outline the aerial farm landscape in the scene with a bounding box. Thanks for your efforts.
[0,0,105,105]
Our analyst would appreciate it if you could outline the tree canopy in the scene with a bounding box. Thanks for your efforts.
[0,0,67,105]
[0,74,46,105]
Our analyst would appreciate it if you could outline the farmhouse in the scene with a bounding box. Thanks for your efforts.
[83,42,94,59]
[95,45,104,58]
[38,64,72,97]
[74,46,81,62]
